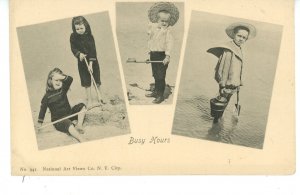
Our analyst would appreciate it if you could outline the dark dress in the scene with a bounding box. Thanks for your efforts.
[70,33,101,87]
[38,76,85,133]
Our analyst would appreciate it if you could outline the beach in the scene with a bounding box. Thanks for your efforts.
[17,12,130,150]
[172,11,283,149]
[116,2,184,105]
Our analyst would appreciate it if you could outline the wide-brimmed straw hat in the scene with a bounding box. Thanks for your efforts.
[225,22,257,39]
[148,2,179,26]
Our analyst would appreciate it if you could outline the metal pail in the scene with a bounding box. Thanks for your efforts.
[210,98,228,117]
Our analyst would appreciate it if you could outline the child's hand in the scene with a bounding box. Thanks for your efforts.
[79,53,87,62]
[88,61,93,73]
[219,87,225,94]
[52,72,66,81]
[163,55,170,65]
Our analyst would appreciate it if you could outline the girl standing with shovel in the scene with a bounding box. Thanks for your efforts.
[207,22,257,123]
[70,16,104,107]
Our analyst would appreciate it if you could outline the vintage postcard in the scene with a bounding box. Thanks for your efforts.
[11,0,295,175]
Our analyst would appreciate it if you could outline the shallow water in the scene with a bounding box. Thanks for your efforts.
[172,12,283,149]
[173,96,265,149]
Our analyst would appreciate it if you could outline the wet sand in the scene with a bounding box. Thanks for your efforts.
[172,11,283,149]
[17,12,130,150]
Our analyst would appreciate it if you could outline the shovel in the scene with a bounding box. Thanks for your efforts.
[235,90,241,116]
[126,58,163,63]
[83,57,102,103]
[37,104,102,130]
[129,83,147,90]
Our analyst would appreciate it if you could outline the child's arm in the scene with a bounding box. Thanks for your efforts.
[70,33,86,61]
[70,33,81,58]
[163,30,174,65]
[37,96,48,125]
[217,50,232,88]
[85,35,97,72]
[87,35,97,62]
[61,74,73,92]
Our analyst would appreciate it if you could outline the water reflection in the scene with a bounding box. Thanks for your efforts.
[206,110,240,144]
[173,95,263,149]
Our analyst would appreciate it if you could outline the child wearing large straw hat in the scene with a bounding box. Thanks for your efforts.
[145,2,179,104]
[207,22,257,123]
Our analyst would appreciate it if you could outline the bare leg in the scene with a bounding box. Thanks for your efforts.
[85,86,92,107]
[68,125,86,142]
[77,106,86,129]
[72,120,78,126]
[97,84,105,104]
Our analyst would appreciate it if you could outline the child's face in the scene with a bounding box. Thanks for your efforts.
[51,73,63,90]
[233,29,249,46]
[158,12,171,28]
[75,23,86,35]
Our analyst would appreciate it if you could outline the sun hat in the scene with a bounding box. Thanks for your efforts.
[225,22,257,39]
[148,2,179,26]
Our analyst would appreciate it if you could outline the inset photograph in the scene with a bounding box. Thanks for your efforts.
[172,11,283,149]
[17,12,130,150]
[116,2,184,105]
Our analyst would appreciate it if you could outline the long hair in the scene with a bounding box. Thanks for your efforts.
[71,16,92,35]
[46,68,63,92]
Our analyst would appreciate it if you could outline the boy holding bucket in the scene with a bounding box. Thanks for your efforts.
[207,22,257,123]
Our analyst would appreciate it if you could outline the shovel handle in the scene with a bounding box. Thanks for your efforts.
[126,58,163,63]
[83,57,102,102]
[127,60,163,63]
[236,90,241,116]
[37,104,101,130]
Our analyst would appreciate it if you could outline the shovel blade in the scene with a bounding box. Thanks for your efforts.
[235,104,241,116]
[129,83,139,87]
[126,58,137,63]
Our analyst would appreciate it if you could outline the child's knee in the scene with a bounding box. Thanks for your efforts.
[68,124,77,133]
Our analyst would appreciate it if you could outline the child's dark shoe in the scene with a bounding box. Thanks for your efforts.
[145,92,157,98]
[152,96,164,104]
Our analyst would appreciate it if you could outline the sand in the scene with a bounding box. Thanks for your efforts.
[17,12,130,150]
[36,97,129,150]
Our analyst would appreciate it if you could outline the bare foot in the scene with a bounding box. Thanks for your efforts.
[72,120,78,126]
[87,100,93,109]
[76,126,85,134]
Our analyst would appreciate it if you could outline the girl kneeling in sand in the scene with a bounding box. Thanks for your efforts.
[37,68,87,142]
